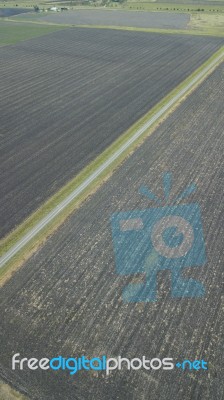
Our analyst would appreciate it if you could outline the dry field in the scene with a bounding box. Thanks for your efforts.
[0,28,223,238]
[16,9,190,29]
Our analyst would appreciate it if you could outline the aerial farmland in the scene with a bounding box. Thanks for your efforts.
[0,60,223,400]
[0,2,224,400]
[0,28,223,238]
[15,9,191,29]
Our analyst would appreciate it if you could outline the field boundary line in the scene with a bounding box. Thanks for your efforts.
[0,47,223,277]
[71,24,224,37]
[4,17,70,26]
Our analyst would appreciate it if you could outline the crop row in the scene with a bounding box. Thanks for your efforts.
[0,28,223,237]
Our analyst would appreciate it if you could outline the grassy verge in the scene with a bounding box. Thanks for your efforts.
[0,46,223,285]
[0,20,67,46]
[111,0,224,13]
[118,2,224,13]
[0,381,28,400]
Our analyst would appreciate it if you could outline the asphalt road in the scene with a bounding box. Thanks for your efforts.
[0,28,223,238]
[0,62,223,400]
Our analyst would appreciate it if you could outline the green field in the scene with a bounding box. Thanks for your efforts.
[189,12,224,33]
[0,20,66,45]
